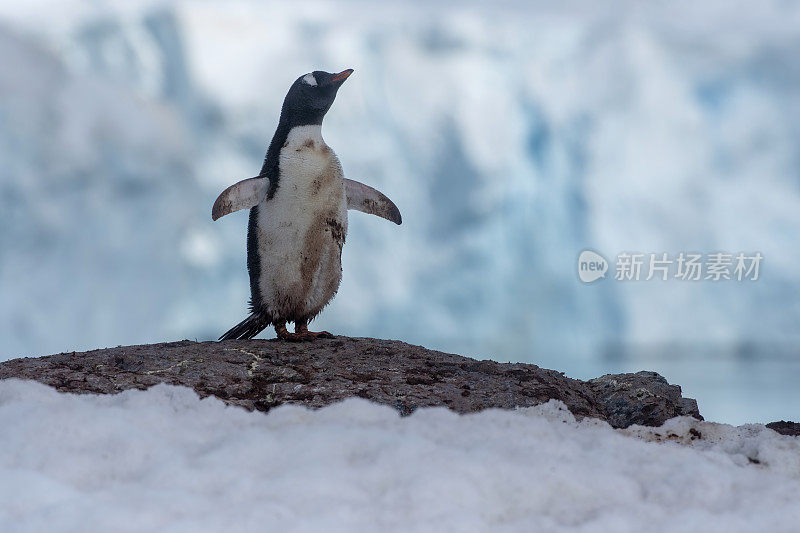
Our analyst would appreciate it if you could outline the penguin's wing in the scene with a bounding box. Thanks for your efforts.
[345,179,402,225]
[212,176,268,221]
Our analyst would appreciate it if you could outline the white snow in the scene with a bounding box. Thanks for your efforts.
[1,380,799,532]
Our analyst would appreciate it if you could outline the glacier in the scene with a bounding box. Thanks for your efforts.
[1,0,800,424]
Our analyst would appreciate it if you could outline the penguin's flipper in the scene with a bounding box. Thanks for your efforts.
[212,176,268,221]
[344,179,402,225]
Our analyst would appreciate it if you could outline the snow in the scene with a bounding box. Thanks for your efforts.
[1,380,799,532]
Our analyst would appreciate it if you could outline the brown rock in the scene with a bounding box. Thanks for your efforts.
[766,421,800,436]
[0,337,701,428]
[589,371,703,428]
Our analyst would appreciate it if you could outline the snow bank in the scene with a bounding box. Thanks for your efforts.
[1,380,798,532]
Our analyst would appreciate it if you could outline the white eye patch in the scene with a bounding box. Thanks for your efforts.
[302,73,317,86]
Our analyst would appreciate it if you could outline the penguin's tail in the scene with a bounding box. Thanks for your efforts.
[219,312,272,341]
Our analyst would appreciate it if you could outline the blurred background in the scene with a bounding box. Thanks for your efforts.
[1,0,799,424]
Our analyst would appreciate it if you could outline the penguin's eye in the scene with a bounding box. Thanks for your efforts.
[302,73,317,87]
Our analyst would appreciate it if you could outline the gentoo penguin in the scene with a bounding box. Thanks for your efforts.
[212,69,401,341]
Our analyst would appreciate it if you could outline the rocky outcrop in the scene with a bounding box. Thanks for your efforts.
[0,337,702,428]
[766,421,800,437]
[589,371,704,428]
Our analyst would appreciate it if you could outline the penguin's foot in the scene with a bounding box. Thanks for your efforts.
[274,321,332,342]
[296,321,334,340]
[275,322,306,342]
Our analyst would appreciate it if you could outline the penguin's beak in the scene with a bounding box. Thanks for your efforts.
[330,69,354,84]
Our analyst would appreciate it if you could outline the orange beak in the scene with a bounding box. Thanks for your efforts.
[331,69,354,83]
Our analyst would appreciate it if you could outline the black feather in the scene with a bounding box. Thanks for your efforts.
[246,205,263,311]
[218,312,272,341]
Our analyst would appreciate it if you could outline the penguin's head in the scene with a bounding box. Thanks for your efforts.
[279,69,354,127]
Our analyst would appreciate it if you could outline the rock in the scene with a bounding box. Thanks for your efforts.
[766,421,800,436]
[589,371,702,428]
[0,337,701,428]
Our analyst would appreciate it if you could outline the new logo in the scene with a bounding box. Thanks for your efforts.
[578,250,608,283]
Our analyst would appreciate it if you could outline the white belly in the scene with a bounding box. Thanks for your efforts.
[254,125,348,322]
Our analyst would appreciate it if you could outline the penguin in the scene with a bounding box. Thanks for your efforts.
[212,69,402,341]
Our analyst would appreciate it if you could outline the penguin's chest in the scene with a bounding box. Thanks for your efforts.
[255,126,348,319]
